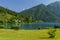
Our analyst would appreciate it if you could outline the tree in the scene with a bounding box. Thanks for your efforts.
[24,16,33,23]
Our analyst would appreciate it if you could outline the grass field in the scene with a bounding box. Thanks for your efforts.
[0,29,60,40]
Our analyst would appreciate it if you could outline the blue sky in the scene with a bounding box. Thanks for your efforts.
[0,0,60,12]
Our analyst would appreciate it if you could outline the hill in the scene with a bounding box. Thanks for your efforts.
[0,6,19,24]
[0,1,60,23]
[19,4,59,22]
[47,1,60,17]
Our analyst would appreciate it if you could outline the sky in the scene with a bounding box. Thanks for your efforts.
[0,0,60,12]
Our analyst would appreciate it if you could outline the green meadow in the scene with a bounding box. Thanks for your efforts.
[0,29,59,40]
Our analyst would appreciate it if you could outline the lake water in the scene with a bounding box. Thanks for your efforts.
[1,22,60,29]
[20,22,60,30]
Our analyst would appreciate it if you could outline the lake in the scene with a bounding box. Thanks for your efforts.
[1,22,60,29]
[20,22,60,30]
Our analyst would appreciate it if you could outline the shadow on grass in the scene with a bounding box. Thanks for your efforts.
[38,37,54,39]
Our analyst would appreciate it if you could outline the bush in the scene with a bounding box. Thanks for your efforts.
[37,27,40,30]
[48,28,56,38]
[11,25,20,30]
[54,25,60,28]
[0,25,4,29]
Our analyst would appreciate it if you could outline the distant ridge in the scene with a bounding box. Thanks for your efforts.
[0,1,60,22]
[19,2,60,22]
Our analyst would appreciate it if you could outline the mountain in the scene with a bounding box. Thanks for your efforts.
[0,6,17,16]
[0,6,19,23]
[19,4,59,22]
[47,1,60,17]
[0,1,60,23]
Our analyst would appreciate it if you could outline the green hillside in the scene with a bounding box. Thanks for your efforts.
[0,6,19,24]
[19,4,59,22]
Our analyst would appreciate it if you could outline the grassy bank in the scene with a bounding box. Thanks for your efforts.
[0,29,59,40]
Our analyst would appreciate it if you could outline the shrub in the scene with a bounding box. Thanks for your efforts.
[0,25,4,29]
[11,25,20,30]
[54,25,60,28]
[37,27,40,30]
[48,28,56,38]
